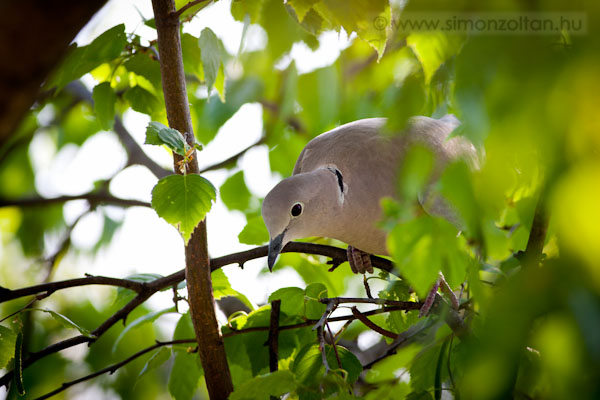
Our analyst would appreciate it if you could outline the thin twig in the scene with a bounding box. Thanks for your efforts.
[172,0,210,18]
[33,339,193,400]
[0,193,151,209]
[351,306,398,339]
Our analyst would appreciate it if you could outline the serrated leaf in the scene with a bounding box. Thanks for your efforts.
[138,347,171,381]
[124,85,159,116]
[151,174,216,243]
[145,122,188,156]
[113,307,176,353]
[287,0,319,22]
[238,215,269,245]
[313,0,390,58]
[199,27,222,97]
[92,82,116,130]
[230,370,297,400]
[0,325,17,370]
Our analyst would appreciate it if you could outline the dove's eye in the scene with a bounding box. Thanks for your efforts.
[290,202,303,217]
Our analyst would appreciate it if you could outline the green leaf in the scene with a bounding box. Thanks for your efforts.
[115,273,163,307]
[50,24,127,90]
[199,27,222,97]
[182,33,202,79]
[220,171,251,211]
[304,283,328,320]
[28,309,95,338]
[268,287,305,317]
[169,313,202,400]
[230,370,297,400]
[231,0,264,23]
[123,52,162,89]
[144,122,192,156]
[92,82,116,130]
[238,215,269,245]
[168,349,202,400]
[212,269,254,310]
[138,347,172,381]
[151,174,217,243]
[313,0,390,58]
[407,32,464,84]
[0,325,17,370]
[287,0,320,22]
[292,344,362,385]
[113,307,176,353]
[124,85,160,116]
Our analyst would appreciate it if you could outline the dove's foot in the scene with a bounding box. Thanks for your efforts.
[347,246,373,274]
[418,272,460,317]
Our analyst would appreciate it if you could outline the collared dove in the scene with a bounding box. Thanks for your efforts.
[262,116,478,275]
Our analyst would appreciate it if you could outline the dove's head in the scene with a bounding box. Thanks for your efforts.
[262,169,342,271]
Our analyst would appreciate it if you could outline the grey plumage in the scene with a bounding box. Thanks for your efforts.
[262,116,478,270]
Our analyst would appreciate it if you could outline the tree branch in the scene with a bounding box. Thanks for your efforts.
[0,276,145,303]
[0,193,151,209]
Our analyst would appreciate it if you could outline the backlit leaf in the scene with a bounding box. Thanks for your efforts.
[151,174,217,243]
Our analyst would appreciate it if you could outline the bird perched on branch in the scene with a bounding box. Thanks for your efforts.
[262,116,478,312]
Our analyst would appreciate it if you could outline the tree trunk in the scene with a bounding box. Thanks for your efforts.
[150,1,234,398]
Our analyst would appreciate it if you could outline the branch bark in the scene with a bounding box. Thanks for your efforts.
[150,0,233,398]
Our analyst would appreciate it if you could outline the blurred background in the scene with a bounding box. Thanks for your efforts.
[0,0,599,399]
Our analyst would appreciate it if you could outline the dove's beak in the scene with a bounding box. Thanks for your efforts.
[267,231,285,272]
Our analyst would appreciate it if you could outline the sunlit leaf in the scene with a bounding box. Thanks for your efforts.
[151,174,217,243]
[220,171,251,211]
[238,215,269,245]
[199,27,222,97]
[0,325,17,370]
[124,85,160,116]
[304,282,327,319]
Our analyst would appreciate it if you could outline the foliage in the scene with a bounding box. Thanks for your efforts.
[1,0,599,399]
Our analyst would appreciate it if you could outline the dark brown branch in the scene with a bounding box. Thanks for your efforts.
[33,339,194,400]
[351,307,399,339]
[0,276,145,303]
[0,193,151,209]
[1,243,396,304]
[267,300,281,373]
